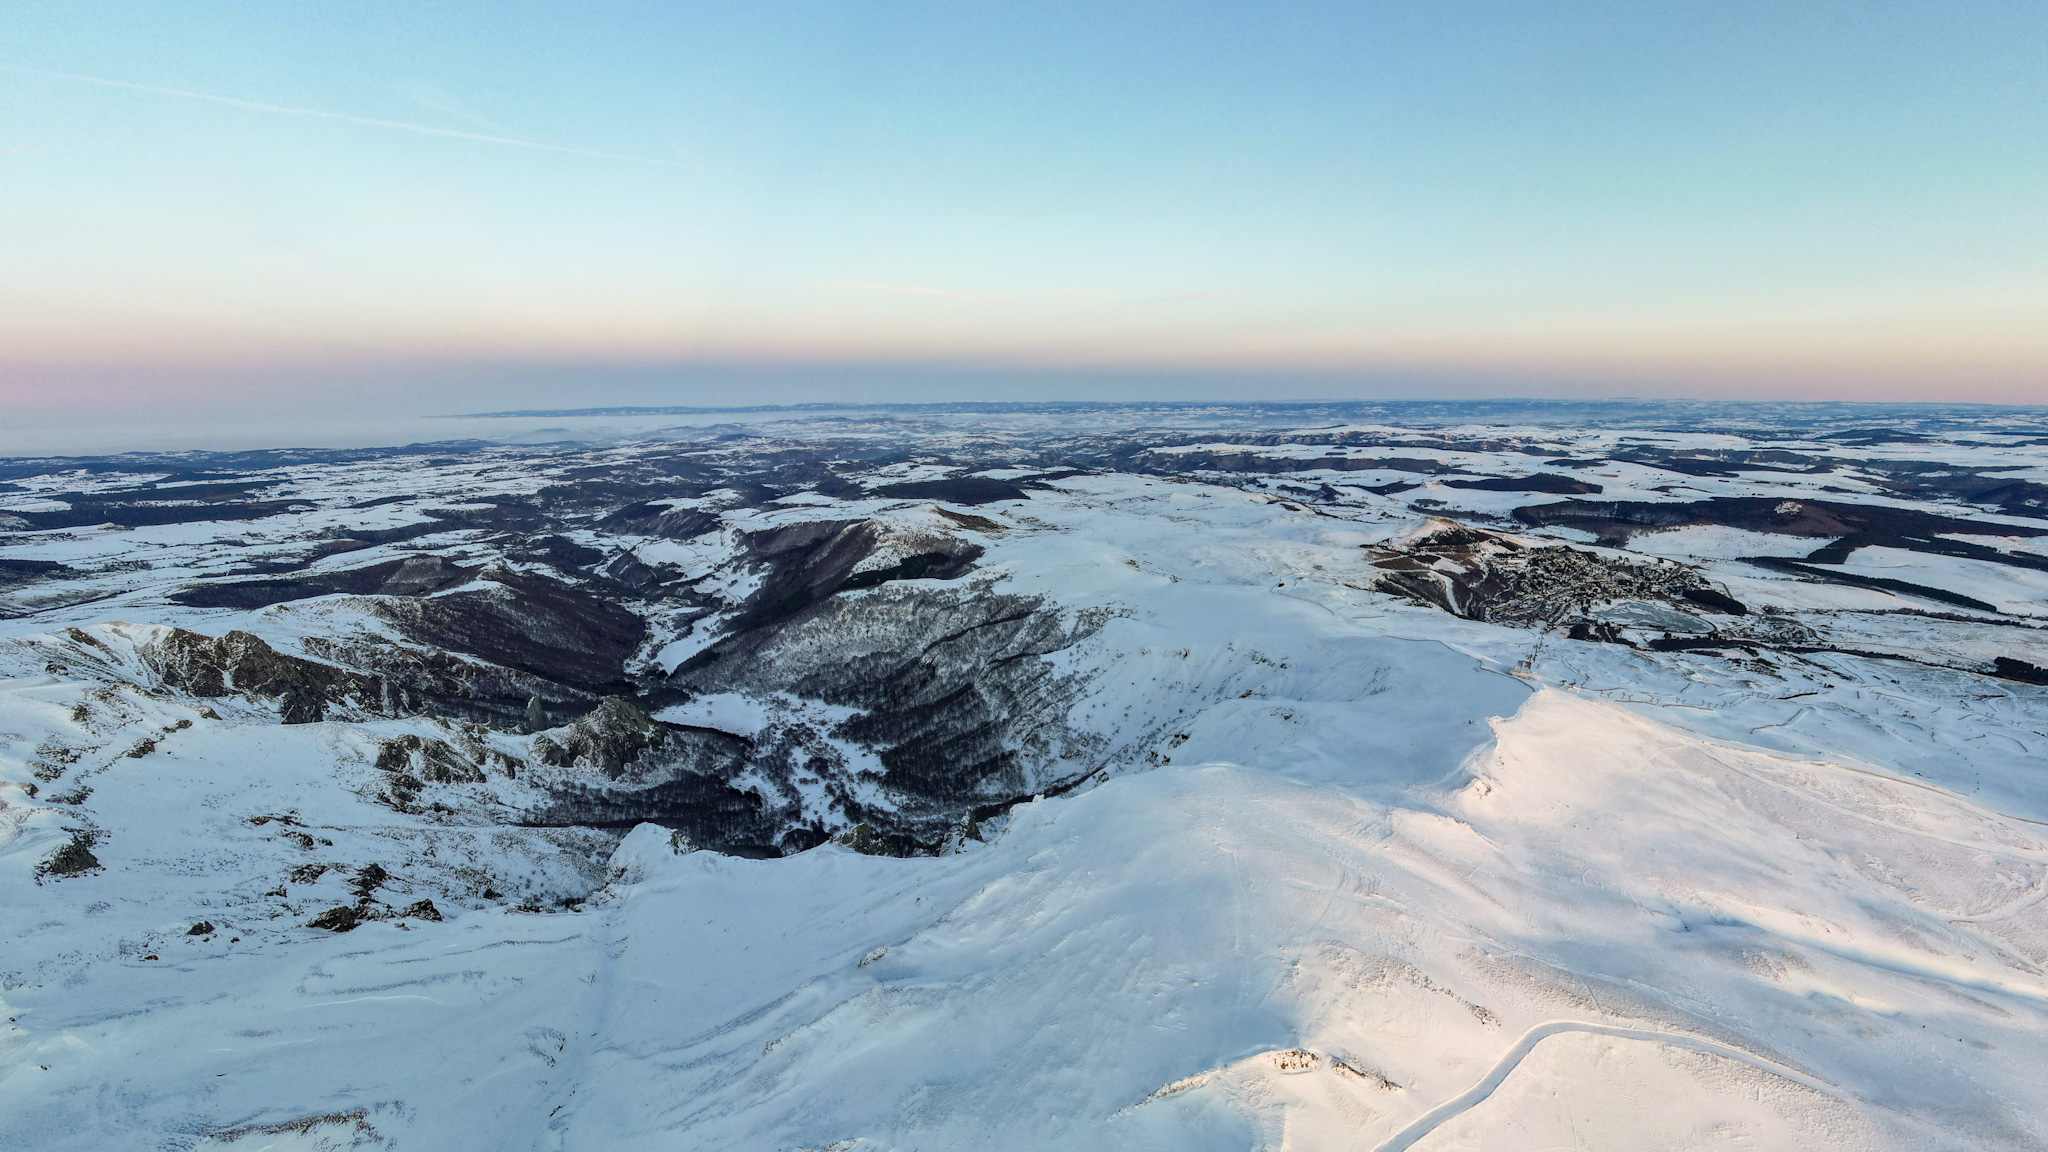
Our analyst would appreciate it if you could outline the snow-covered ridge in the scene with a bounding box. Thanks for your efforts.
[3,405,2046,1148]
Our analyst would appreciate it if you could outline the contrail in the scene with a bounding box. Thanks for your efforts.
[1,63,680,166]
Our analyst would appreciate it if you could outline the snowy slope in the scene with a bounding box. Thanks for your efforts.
[3,405,2048,1149]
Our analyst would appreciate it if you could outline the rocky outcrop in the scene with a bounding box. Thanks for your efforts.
[296,634,588,725]
[144,628,380,723]
[533,697,747,782]
[39,834,100,878]
[374,734,486,784]
[1367,521,1746,634]
[139,623,594,728]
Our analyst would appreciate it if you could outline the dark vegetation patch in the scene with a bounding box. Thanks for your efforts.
[82,480,280,501]
[1606,448,1834,477]
[1135,450,1469,478]
[838,550,983,591]
[699,519,983,642]
[869,477,1030,504]
[1992,658,2048,685]
[171,553,646,697]
[1861,468,2048,520]
[594,502,720,538]
[1514,496,2045,553]
[0,558,72,586]
[670,587,1108,847]
[372,571,647,694]
[1441,474,1602,495]
[335,519,468,546]
[172,555,474,608]
[524,774,779,856]
[509,535,606,571]
[1800,531,2048,572]
[1740,557,2002,613]
[1820,428,1937,444]
[6,499,313,531]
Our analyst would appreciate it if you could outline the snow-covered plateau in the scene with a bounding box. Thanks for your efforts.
[3,400,2047,1149]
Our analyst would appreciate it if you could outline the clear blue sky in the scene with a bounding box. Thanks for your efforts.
[3,0,2044,421]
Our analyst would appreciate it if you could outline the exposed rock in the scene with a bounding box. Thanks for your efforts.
[296,634,587,726]
[41,835,101,877]
[145,627,377,716]
[402,899,443,921]
[535,697,746,782]
[187,921,213,935]
[306,906,361,932]
[279,682,326,724]
[835,822,917,857]
[349,863,389,900]
[1367,521,1745,634]
[374,734,485,784]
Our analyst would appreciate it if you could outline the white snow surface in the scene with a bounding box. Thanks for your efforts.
[3,420,2048,1149]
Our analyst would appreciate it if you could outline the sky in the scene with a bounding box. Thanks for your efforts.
[3,0,2046,436]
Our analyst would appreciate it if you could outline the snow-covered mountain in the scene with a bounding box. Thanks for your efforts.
[4,402,2047,1149]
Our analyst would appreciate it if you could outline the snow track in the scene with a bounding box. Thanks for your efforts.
[1371,1021,1848,1152]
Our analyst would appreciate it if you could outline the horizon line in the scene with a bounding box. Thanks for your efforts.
[444,397,2048,419]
